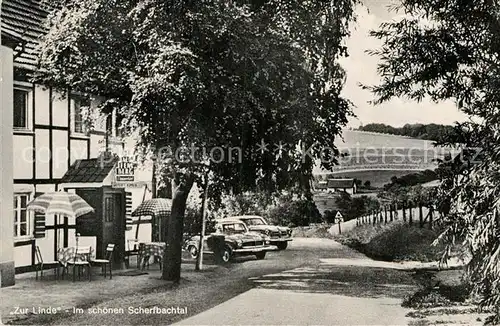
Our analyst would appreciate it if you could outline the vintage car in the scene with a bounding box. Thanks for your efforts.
[184,219,274,263]
[233,215,292,250]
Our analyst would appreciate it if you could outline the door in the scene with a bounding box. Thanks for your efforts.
[102,189,125,266]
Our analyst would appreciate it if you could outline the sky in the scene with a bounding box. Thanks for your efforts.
[340,0,469,128]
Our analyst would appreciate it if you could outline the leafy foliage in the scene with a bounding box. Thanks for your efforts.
[266,196,322,227]
[335,192,380,220]
[214,191,321,227]
[382,170,438,190]
[366,0,500,320]
[35,0,359,281]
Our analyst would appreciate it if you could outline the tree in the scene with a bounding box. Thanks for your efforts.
[36,0,358,282]
[366,0,500,321]
[363,180,371,188]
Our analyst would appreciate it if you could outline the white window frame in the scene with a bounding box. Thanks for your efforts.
[70,95,91,135]
[13,87,33,131]
[14,193,34,241]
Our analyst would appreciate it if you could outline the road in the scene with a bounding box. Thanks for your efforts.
[6,238,418,325]
[175,238,418,325]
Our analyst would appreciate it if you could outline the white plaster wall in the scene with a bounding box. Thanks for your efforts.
[70,139,88,164]
[52,90,68,127]
[52,130,68,178]
[13,135,33,179]
[35,129,50,178]
[0,45,15,267]
[34,85,49,125]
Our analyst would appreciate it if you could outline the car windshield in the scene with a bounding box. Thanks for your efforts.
[221,223,247,234]
[242,218,266,226]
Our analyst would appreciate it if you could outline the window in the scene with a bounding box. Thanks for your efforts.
[105,110,124,138]
[242,218,266,226]
[222,223,247,234]
[104,197,114,222]
[71,96,91,134]
[14,194,33,239]
[13,89,31,129]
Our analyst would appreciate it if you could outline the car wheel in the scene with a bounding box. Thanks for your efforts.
[220,246,232,263]
[188,246,198,259]
[277,242,288,250]
[255,252,266,260]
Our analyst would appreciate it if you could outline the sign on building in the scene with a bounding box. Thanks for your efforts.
[115,157,135,182]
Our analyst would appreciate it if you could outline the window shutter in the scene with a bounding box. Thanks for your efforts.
[33,192,46,238]
[125,192,133,231]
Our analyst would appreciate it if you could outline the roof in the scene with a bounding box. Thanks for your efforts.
[60,156,119,183]
[327,178,355,189]
[215,218,247,224]
[1,0,53,71]
[316,181,328,189]
[230,215,264,220]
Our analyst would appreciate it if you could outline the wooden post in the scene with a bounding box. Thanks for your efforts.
[338,221,341,234]
[402,202,407,222]
[419,204,424,228]
[384,206,388,223]
[195,176,209,271]
[390,205,394,222]
[429,207,433,230]
[409,202,413,225]
[372,211,376,225]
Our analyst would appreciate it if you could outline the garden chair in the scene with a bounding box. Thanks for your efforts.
[35,246,60,280]
[125,239,139,269]
[67,246,92,282]
[90,244,115,279]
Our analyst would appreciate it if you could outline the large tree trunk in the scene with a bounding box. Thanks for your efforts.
[162,172,194,282]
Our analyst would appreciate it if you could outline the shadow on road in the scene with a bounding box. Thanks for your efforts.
[251,264,419,299]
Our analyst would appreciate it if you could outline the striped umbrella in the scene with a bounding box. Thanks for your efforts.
[27,191,94,219]
[132,198,172,217]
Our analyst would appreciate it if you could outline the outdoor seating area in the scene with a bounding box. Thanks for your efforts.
[32,241,167,284]
[15,183,170,287]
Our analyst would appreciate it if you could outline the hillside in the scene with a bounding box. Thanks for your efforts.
[312,130,453,187]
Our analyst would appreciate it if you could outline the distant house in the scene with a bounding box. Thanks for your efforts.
[315,181,328,191]
[326,178,357,195]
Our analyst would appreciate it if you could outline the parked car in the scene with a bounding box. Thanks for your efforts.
[184,219,274,263]
[232,215,292,250]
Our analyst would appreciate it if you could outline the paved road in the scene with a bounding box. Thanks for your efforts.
[175,238,418,325]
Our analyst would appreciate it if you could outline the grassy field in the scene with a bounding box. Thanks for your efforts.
[326,170,415,188]
[335,130,437,149]
[312,130,449,185]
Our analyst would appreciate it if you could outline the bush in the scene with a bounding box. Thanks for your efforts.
[335,222,445,262]
[266,198,322,227]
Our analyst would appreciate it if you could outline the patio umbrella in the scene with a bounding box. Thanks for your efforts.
[131,198,172,217]
[132,198,172,242]
[27,191,94,219]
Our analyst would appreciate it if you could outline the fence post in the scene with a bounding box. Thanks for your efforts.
[384,206,388,223]
[419,204,424,228]
[372,211,376,225]
[402,202,407,222]
[390,205,394,222]
[429,208,433,230]
[409,201,413,225]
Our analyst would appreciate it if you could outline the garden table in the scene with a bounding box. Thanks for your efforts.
[138,242,166,270]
